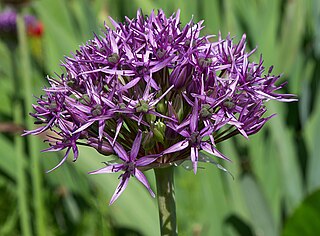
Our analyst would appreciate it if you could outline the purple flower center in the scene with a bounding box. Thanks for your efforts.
[107,53,120,64]
[200,104,214,119]
[190,131,201,145]
[125,162,136,173]
[136,100,150,113]
[91,104,103,116]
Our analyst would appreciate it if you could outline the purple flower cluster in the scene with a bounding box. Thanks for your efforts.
[24,9,296,204]
[0,9,43,38]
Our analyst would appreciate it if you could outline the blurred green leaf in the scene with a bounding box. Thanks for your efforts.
[268,103,304,213]
[0,211,18,236]
[69,0,99,39]
[219,140,251,222]
[0,41,12,78]
[42,154,92,198]
[200,0,222,34]
[133,0,158,13]
[0,135,17,179]
[0,43,14,116]
[298,59,315,126]
[241,174,277,236]
[33,0,79,73]
[282,189,320,236]
[278,0,306,73]
[305,85,320,193]
[249,132,282,226]
[0,80,13,116]
[64,192,81,223]
[311,0,320,57]
[176,161,230,235]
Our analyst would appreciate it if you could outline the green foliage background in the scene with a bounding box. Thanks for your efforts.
[0,0,319,235]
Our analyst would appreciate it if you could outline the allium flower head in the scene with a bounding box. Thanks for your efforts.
[24,9,296,204]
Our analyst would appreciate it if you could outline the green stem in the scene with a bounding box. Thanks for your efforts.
[17,14,46,236]
[11,40,31,236]
[14,100,32,236]
[154,166,178,236]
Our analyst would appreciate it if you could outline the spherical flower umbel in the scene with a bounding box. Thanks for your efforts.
[24,9,296,204]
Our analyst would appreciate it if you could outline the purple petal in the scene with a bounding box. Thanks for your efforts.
[151,85,174,106]
[130,130,142,161]
[109,175,130,205]
[136,154,159,166]
[150,55,176,73]
[100,96,116,108]
[200,142,231,161]
[105,134,129,161]
[162,140,189,155]
[182,92,194,106]
[88,163,123,174]
[199,126,213,137]
[72,144,79,161]
[123,43,134,60]
[109,31,118,54]
[98,120,105,141]
[46,147,71,173]
[143,74,160,90]
[118,77,141,93]
[190,146,198,174]
[112,118,123,145]
[176,117,191,130]
[90,113,114,121]
[135,169,155,198]
[148,110,177,122]
[72,121,94,134]
[88,138,113,155]
[193,93,230,108]
[180,129,191,138]
[108,16,120,28]
[81,67,135,76]
[190,99,198,132]
[255,90,298,102]
[22,118,54,136]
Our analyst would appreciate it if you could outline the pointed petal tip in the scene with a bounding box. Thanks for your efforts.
[150,191,156,198]
[45,169,54,174]
[192,158,198,174]
[109,199,115,205]
[87,170,96,175]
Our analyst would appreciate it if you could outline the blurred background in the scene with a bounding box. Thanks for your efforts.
[0,0,319,235]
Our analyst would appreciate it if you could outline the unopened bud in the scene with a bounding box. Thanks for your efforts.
[88,138,113,155]
[156,49,166,59]
[146,113,156,123]
[156,100,166,114]
[165,126,178,140]
[107,53,119,64]
[91,104,103,116]
[200,104,213,119]
[169,64,193,89]
[135,100,149,113]
[198,57,212,68]
[173,94,184,122]
[223,98,235,110]
[153,121,165,143]
[79,94,91,105]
